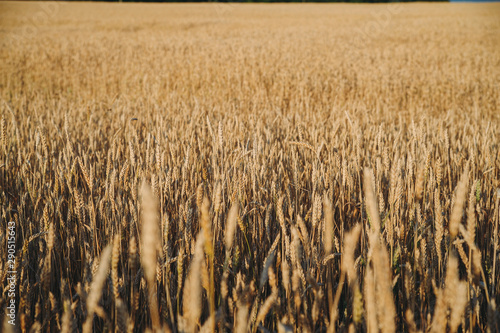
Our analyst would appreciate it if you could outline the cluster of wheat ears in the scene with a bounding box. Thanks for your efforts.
[1,2,500,333]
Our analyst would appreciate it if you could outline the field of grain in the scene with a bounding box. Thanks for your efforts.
[1,1,500,332]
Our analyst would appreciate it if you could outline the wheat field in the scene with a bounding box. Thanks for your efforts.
[1,1,500,332]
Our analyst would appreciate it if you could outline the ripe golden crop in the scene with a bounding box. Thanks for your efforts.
[1,2,499,332]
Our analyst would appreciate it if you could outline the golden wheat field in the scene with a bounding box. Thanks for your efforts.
[1,1,500,332]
